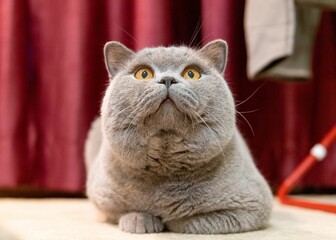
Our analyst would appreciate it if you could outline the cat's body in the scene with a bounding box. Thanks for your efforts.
[85,40,272,234]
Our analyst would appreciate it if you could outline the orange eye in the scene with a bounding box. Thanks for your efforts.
[134,67,154,80]
[182,67,201,80]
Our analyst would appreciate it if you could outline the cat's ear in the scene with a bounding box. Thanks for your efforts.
[199,39,228,74]
[104,41,135,78]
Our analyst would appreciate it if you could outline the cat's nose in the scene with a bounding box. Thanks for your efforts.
[159,77,177,88]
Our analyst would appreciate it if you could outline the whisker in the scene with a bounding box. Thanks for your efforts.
[197,109,222,123]
[115,103,136,117]
[189,18,202,47]
[195,33,214,49]
[238,109,260,114]
[190,109,224,154]
[189,11,210,47]
[125,90,162,131]
[235,82,267,107]
[118,99,145,130]
[112,22,137,44]
[189,20,200,47]
[187,111,212,156]
[236,111,255,136]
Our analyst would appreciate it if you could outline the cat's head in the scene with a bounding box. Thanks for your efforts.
[101,40,236,166]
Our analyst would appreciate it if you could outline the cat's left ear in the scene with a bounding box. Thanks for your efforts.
[104,41,135,78]
[199,39,228,74]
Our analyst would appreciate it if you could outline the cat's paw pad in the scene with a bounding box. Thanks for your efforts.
[119,212,164,233]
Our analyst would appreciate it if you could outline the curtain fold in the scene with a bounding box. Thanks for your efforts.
[134,0,172,49]
[0,0,335,193]
[0,0,30,186]
[27,0,108,191]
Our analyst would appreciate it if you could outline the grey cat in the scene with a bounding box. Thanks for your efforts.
[85,39,273,234]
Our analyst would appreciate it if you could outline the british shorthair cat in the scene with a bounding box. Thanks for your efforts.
[85,40,272,234]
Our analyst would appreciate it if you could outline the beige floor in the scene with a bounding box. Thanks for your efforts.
[0,197,336,240]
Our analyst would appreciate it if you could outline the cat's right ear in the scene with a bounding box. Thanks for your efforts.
[199,39,228,74]
[104,41,135,79]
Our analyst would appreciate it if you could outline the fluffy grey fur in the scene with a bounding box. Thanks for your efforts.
[85,40,272,234]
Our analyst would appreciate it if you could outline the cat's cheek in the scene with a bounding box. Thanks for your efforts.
[169,87,200,112]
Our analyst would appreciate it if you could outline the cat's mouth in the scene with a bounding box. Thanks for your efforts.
[153,92,183,116]
[163,96,173,104]
[159,96,175,108]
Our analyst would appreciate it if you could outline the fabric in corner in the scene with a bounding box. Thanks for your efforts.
[244,0,323,81]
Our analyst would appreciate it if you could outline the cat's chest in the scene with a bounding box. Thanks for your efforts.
[145,130,189,160]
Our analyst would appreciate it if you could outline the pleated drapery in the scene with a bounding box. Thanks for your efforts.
[0,0,335,192]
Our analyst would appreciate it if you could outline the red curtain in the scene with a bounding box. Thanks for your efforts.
[0,0,335,193]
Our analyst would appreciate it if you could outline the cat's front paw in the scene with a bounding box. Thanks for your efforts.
[119,212,164,233]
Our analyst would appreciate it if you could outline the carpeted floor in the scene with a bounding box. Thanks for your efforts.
[0,196,335,240]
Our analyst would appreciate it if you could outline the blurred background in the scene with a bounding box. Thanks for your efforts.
[0,0,335,197]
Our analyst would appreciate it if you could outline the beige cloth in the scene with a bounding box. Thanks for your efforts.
[244,0,323,81]
[296,0,336,9]
[0,197,336,240]
[245,0,296,80]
